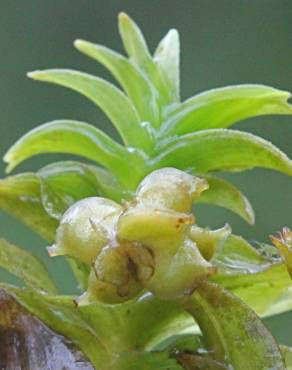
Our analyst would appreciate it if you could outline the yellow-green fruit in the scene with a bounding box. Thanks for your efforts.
[136,168,208,213]
[94,245,130,286]
[117,207,194,253]
[77,243,144,305]
[123,243,154,282]
[143,238,215,299]
[117,204,214,299]
[48,197,122,264]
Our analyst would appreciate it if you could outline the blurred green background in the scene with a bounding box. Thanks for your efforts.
[0,0,291,344]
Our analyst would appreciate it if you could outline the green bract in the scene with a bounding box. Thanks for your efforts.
[0,12,291,370]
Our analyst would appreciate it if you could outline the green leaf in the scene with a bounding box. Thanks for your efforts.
[162,84,292,135]
[115,351,182,370]
[0,167,95,288]
[87,164,127,201]
[281,345,292,369]
[27,69,152,150]
[118,12,152,71]
[197,175,255,224]
[4,286,192,369]
[38,161,124,219]
[118,13,173,110]
[214,234,266,271]
[154,129,292,176]
[0,173,57,241]
[74,40,159,126]
[212,235,292,317]
[154,29,180,102]
[38,161,100,220]
[4,120,146,188]
[222,263,292,317]
[182,282,286,369]
[0,289,94,370]
[0,239,57,294]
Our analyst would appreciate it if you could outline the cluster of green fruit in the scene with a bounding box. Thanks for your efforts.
[51,168,231,304]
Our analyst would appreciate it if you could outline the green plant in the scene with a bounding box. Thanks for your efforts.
[0,12,292,369]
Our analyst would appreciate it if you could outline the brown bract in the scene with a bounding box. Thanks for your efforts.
[0,289,93,370]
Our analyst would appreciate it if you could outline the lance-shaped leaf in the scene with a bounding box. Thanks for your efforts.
[196,175,255,224]
[0,239,57,294]
[118,12,153,71]
[153,29,180,102]
[0,289,94,370]
[154,129,292,175]
[162,84,292,135]
[27,69,152,150]
[118,13,172,109]
[4,120,146,188]
[0,173,58,241]
[182,282,285,369]
[74,40,159,125]
[38,161,124,219]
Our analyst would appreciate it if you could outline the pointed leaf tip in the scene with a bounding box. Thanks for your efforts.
[27,70,44,80]
[197,175,255,224]
[74,37,160,126]
[73,38,84,48]
[118,11,130,21]
[154,28,180,102]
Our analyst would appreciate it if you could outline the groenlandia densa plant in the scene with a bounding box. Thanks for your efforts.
[0,12,292,370]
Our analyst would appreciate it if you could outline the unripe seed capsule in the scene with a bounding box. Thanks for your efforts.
[76,254,142,305]
[123,243,154,282]
[136,168,208,213]
[144,238,215,299]
[117,207,194,253]
[48,197,122,264]
[93,245,130,287]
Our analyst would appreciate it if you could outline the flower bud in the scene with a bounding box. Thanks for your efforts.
[136,168,208,213]
[48,197,122,264]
